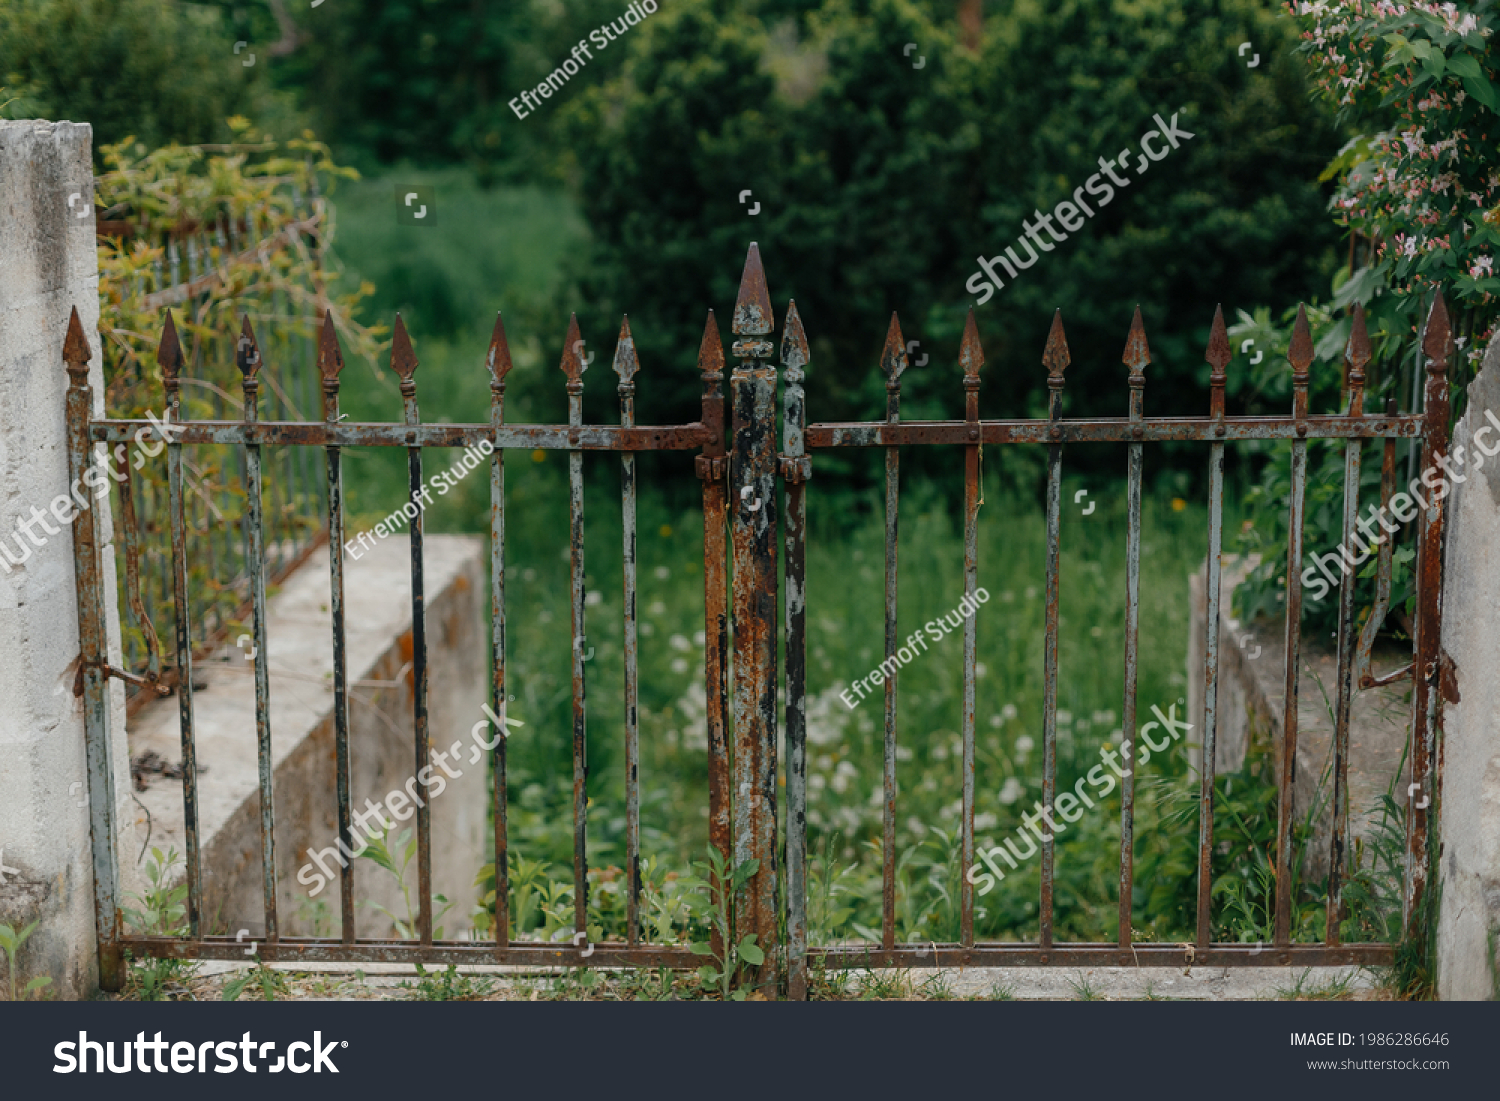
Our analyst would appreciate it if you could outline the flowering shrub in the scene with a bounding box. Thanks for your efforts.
[1292,0,1500,367]
[1231,4,1500,634]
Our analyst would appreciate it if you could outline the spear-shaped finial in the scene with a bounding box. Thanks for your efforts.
[1122,306,1151,384]
[390,314,419,393]
[698,310,725,380]
[1346,303,1371,380]
[781,301,809,376]
[486,313,513,393]
[236,315,262,380]
[959,308,984,382]
[157,309,184,387]
[612,316,638,391]
[318,310,345,390]
[560,313,587,392]
[1288,303,1314,382]
[1206,304,1230,419]
[63,305,92,381]
[732,242,773,336]
[1042,309,1070,389]
[880,313,909,389]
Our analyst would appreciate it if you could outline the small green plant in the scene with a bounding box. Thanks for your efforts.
[854,968,915,1000]
[357,826,455,940]
[0,920,53,1001]
[400,963,495,1001]
[1068,973,1103,1001]
[1274,967,1356,1001]
[121,847,197,1000]
[222,962,290,1002]
[986,981,1016,1001]
[684,844,763,1001]
[918,971,954,1000]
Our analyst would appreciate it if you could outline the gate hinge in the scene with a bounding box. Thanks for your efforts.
[695,454,728,483]
[779,456,812,484]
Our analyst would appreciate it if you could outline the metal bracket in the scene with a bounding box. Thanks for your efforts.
[695,454,728,483]
[73,657,169,699]
[779,455,812,485]
[1439,649,1461,705]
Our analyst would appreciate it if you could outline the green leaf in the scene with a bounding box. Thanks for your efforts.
[689,941,714,957]
[737,937,765,966]
[1462,75,1500,113]
[25,976,53,995]
[729,988,748,1001]
[1446,53,1482,79]
[696,964,719,985]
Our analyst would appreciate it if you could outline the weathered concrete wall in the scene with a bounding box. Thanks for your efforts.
[1187,554,1411,884]
[1437,334,1500,1001]
[0,120,134,999]
[127,535,490,942]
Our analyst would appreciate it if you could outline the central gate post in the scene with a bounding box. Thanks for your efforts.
[729,244,779,993]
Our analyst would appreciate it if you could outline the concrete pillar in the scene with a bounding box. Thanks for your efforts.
[0,120,133,999]
[1438,333,1500,1000]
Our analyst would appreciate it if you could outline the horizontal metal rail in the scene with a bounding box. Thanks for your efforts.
[89,420,716,450]
[806,415,1420,447]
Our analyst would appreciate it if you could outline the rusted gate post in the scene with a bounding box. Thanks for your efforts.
[62,311,126,991]
[1405,293,1452,941]
[729,245,780,992]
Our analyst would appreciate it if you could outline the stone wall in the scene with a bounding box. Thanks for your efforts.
[1437,334,1500,1001]
[0,119,135,999]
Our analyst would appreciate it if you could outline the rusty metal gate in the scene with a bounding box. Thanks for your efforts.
[67,244,1451,998]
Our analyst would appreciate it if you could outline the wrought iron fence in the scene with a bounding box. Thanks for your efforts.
[67,244,1451,998]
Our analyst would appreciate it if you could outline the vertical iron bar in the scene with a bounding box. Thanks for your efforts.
[879,316,908,953]
[157,312,204,940]
[389,318,432,944]
[613,318,642,947]
[488,316,513,950]
[781,303,811,998]
[1328,305,1370,945]
[561,316,590,940]
[1040,311,1068,953]
[694,314,732,960]
[1198,307,1231,948]
[1118,309,1149,949]
[64,310,126,990]
[317,313,355,942]
[1275,306,1315,947]
[958,310,983,948]
[729,245,778,991]
[237,319,278,943]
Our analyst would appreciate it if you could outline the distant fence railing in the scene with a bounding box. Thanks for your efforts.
[92,134,380,708]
